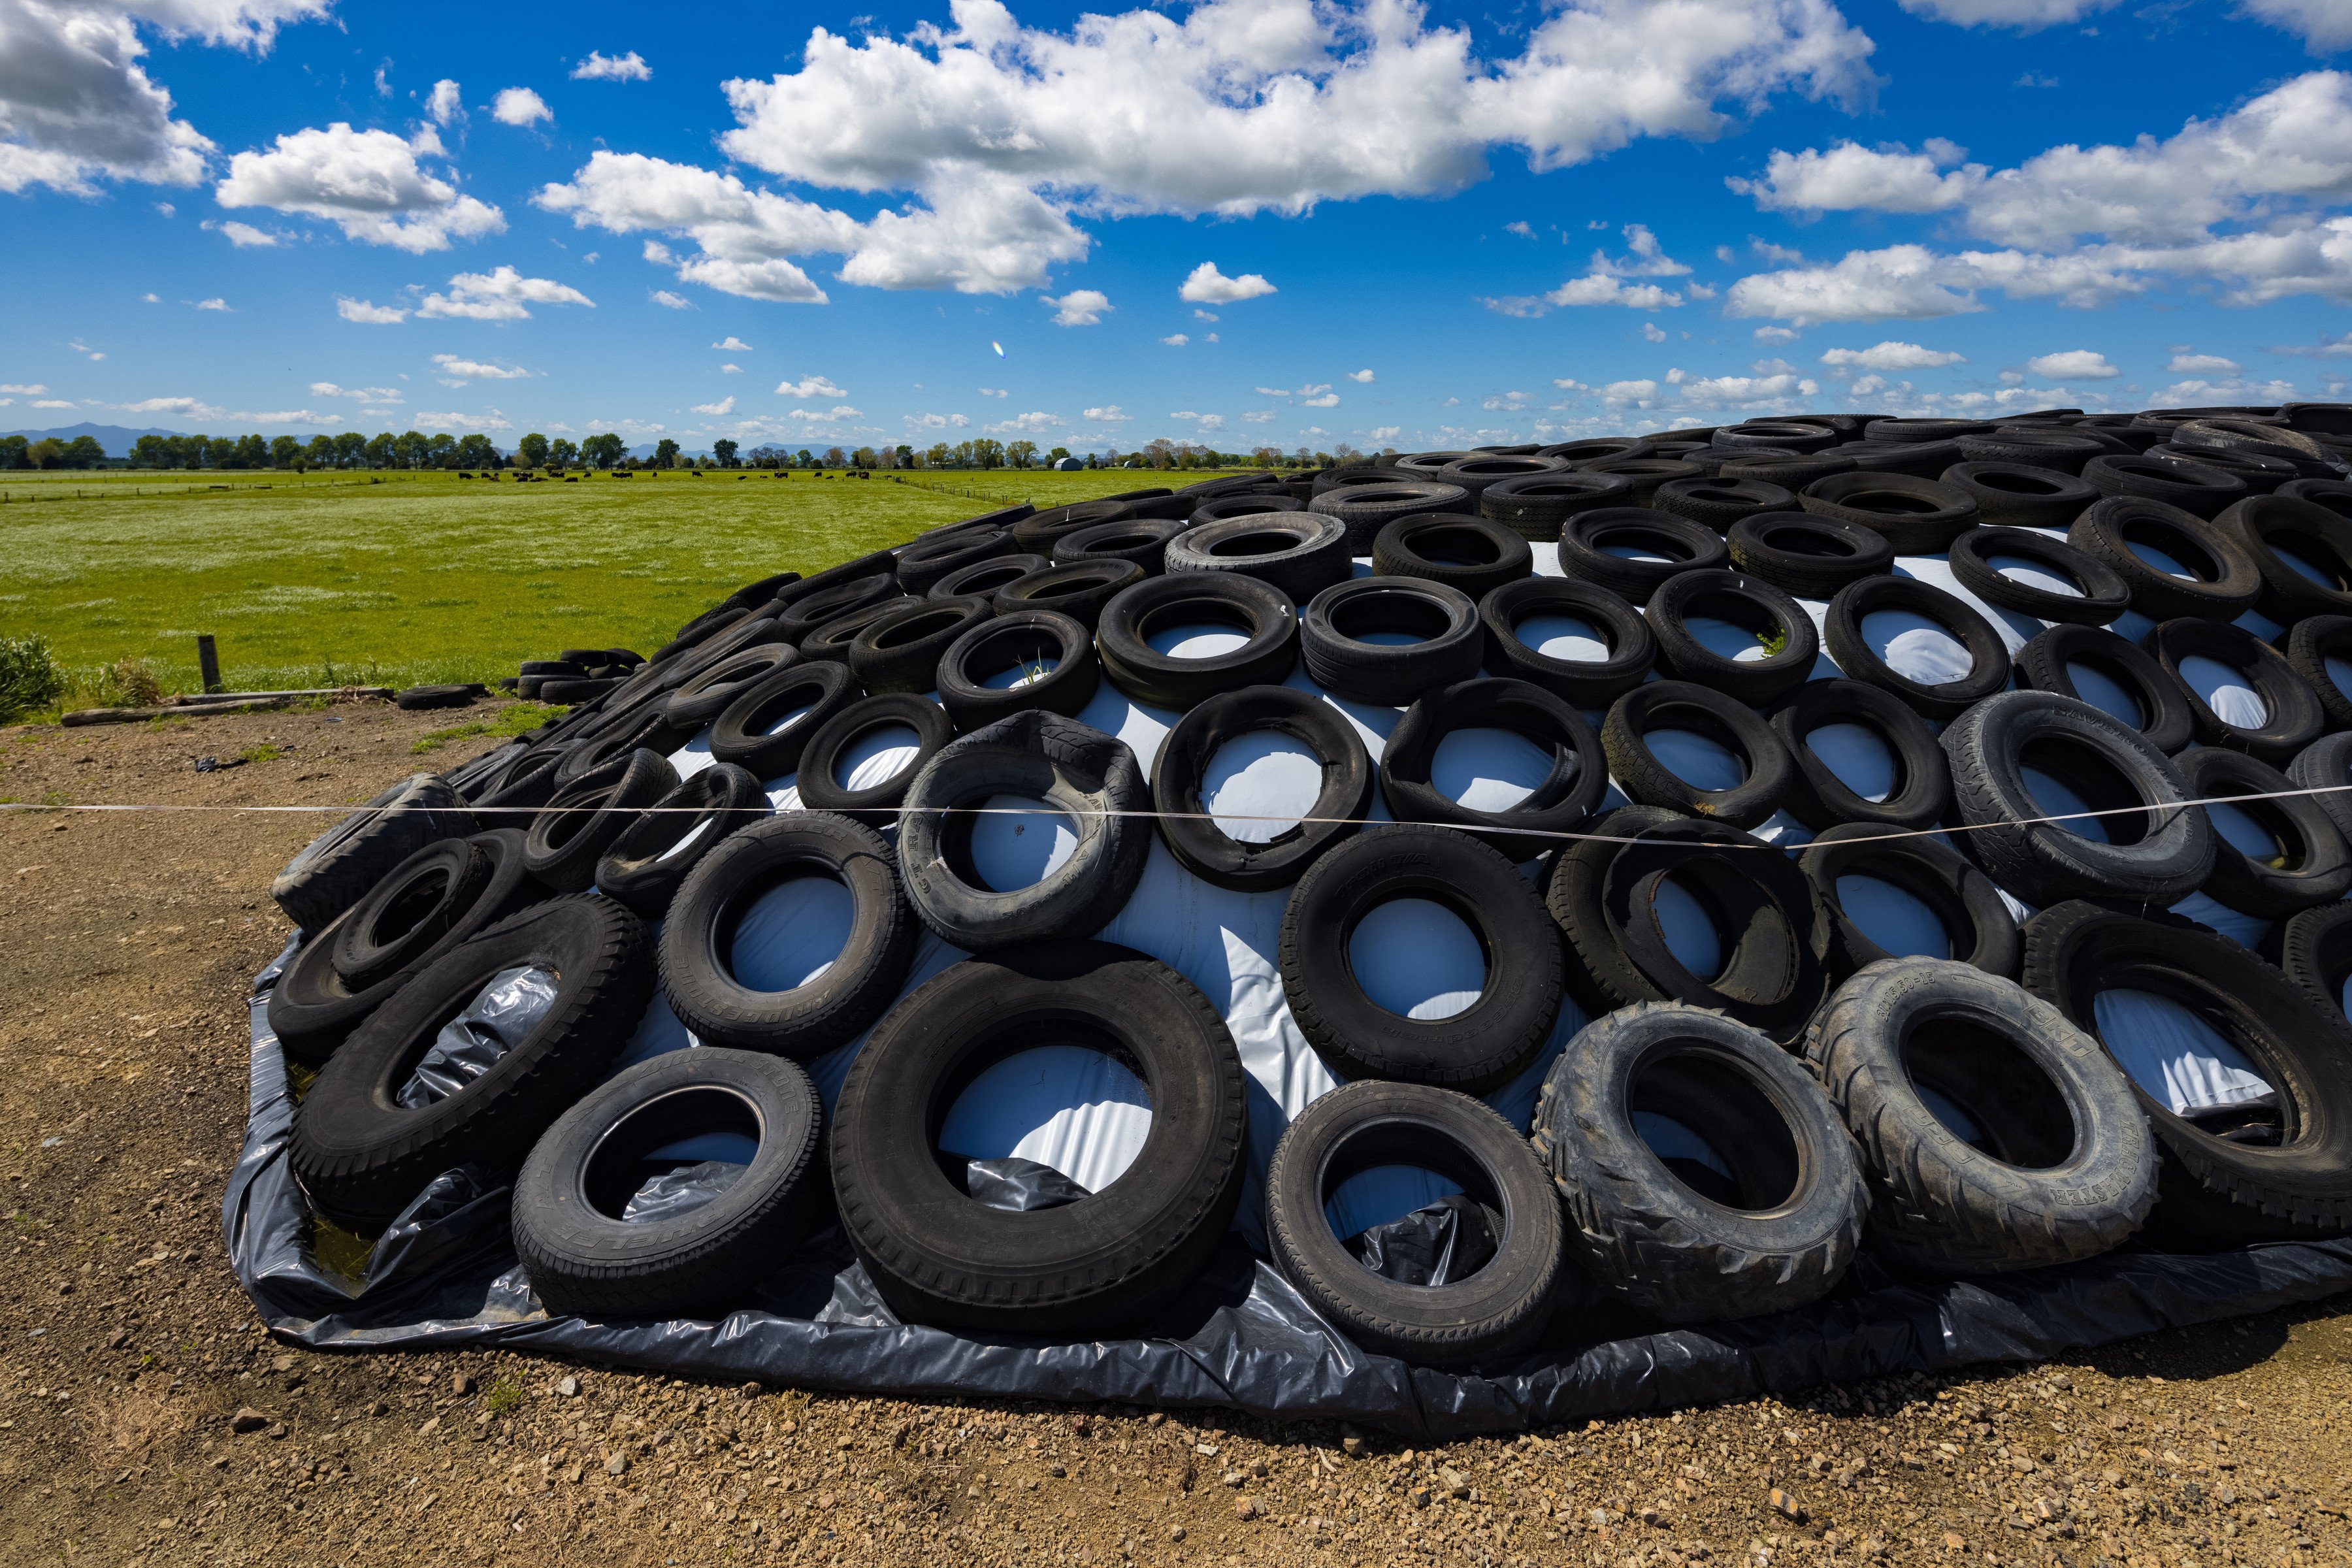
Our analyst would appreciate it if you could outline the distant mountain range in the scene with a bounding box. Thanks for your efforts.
[1,422,188,455]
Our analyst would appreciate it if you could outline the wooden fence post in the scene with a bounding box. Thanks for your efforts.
[196,634,222,694]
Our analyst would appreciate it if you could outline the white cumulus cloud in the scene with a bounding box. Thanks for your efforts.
[1043,288,1111,325]
[415,265,594,319]
[572,51,651,82]
[310,381,400,400]
[2168,352,2242,374]
[650,289,693,308]
[1347,368,1375,383]
[1161,333,1189,346]
[208,218,276,246]
[2025,349,2119,378]
[1819,340,1968,369]
[216,122,503,252]
[121,395,224,417]
[336,295,408,323]
[693,395,736,416]
[712,336,752,350]
[1083,404,1131,421]
[1180,262,1276,303]
[491,87,551,127]
[777,375,846,399]
[427,78,463,125]
[415,408,514,431]
[431,353,531,384]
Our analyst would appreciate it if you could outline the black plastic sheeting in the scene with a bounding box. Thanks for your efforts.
[223,942,2352,1440]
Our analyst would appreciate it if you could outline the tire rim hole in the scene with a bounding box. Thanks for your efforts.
[1347,898,1486,1021]
[1803,721,1898,802]
[2017,737,2151,845]
[395,964,558,1109]
[1201,731,1324,841]
[1643,726,1749,793]
[2324,653,2352,702]
[2090,987,2279,1130]
[1758,526,1854,559]
[1848,491,1942,517]
[1403,526,1500,567]
[872,610,963,650]
[939,1044,1152,1201]
[1832,873,1951,959]
[956,794,1079,891]
[1974,472,2064,497]
[1322,1164,1496,1289]
[759,701,817,739]
[1331,593,1452,647]
[834,721,924,791]
[1648,872,1725,978]
[1512,612,1611,662]
[653,815,717,864]
[1987,555,2085,598]
[2206,791,2299,868]
[368,867,451,947]
[2178,655,2270,728]
[582,1087,760,1224]
[1626,1048,1800,1211]
[725,873,854,991]
[1141,613,1252,660]
[2063,659,2148,728]
[1429,727,1559,813]
[1859,609,1973,685]
[2269,534,2349,590]
[1684,612,1780,664]
[1901,1015,2076,1169]
[1594,528,1688,564]
[2121,525,2217,583]
[1207,530,1304,559]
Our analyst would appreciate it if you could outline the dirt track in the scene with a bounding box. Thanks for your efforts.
[3,700,2352,1568]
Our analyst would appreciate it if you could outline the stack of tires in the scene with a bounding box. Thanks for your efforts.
[264,412,2352,1366]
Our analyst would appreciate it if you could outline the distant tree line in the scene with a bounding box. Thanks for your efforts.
[1,434,107,470]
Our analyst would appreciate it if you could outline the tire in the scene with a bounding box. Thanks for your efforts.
[1718,452,1859,492]
[1299,577,1483,706]
[1379,678,1607,858]
[1545,806,1834,1042]
[1433,453,1570,512]
[2143,618,2327,765]
[658,606,751,665]
[993,559,1146,632]
[1767,678,1952,830]
[934,610,1100,733]
[1846,439,1965,478]
[1188,493,1305,529]
[1167,514,1352,604]
[1479,470,1633,542]
[519,659,586,679]
[792,594,913,665]
[794,693,954,825]
[1264,1082,1563,1365]
[893,525,1014,595]
[1650,476,1797,532]
[2215,495,2352,626]
[593,762,768,920]
[1480,577,1655,706]
[290,896,655,1231]
[930,552,1051,604]
[1725,512,1893,598]
[1954,427,2108,474]
[2068,497,2264,621]
[2271,900,2352,1018]
[831,941,1249,1336]
[1823,576,2012,721]
[1940,690,2215,909]
[1805,957,2157,1275]
[2279,476,2352,519]
[1646,569,1820,706]
[2174,745,2350,917]
[513,1048,830,1319]
[657,811,917,1056]
[2023,900,2352,1246]
[845,595,994,696]
[1800,472,1980,555]
[2149,442,2297,495]
[2289,729,2352,850]
[898,710,1151,949]
[2084,454,2248,520]
[523,747,680,894]
[1937,462,2099,529]
[1798,823,2020,977]
[662,644,798,730]
[1555,508,1728,604]
[1714,420,1838,455]
[2014,624,2197,755]
[775,572,902,645]
[1541,436,1655,465]
[708,661,864,780]
[1096,572,1299,710]
[396,684,477,711]
[553,687,702,784]
[1369,514,1533,599]
[1149,684,1372,892]
[1531,1002,1863,1323]
[1011,499,1139,557]
[1601,681,1796,829]
[2285,614,2352,730]
[1576,458,1703,506]
[1946,527,2131,627]
[1868,417,1994,444]
[1278,824,1563,1092]
[328,836,495,991]
[267,828,546,1066]
[1052,517,1184,576]
[1307,480,1471,553]
[270,773,474,934]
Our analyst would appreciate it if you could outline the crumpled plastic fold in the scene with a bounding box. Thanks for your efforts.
[224,939,2352,1436]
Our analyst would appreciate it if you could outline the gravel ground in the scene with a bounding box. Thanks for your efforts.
[3,700,2351,1568]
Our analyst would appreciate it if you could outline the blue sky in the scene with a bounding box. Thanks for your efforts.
[7,0,2352,455]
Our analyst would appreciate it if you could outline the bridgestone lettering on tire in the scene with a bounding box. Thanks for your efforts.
[831,941,1249,1337]
[1531,1003,1865,1324]
[1805,958,2157,1276]
[1266,1081,1563,1365]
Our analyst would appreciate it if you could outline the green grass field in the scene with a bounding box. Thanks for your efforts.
[0,468,1224,704]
